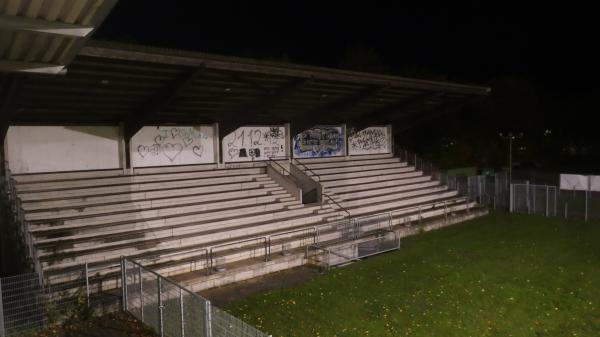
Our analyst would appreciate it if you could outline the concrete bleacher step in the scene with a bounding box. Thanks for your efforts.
[317,167,415,182]
[43,198,478,287]
[339,186,449,208]
[308,162,408,175]
[39,206,331,270]
[132,164,219,175]
[16,167,265,192]
[18,174,270,202]
[25,186,284,221]
[31,193,292,230]
[159,201,480,292]
[344,191,459,216]
[296,153,393,164]
[322,171,423,187]
[30,196,299,236]
[327,177,433,194]
[12,169,126,183]
[300,157,401,170]
[337,181,442,201]
[21,180,274,211]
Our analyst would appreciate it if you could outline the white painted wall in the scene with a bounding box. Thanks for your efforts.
[222,126,287,162]
[293,125,345,158]
[131,126,216,167]
[348,126,391,155]
[6,126,121,173]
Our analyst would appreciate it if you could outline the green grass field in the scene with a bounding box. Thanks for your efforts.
[227,213,600,337]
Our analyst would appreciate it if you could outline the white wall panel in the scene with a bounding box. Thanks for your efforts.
[131,126,215,167]
[348,126,391,155]
[6,126,121,173]
[222,126,286,162]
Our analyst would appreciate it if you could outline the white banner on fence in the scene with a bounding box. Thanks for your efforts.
[590,176,600,192]
[559,174,589,191]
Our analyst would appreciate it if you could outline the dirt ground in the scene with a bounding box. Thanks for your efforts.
[28,312,156,337]
[199,266,320,307]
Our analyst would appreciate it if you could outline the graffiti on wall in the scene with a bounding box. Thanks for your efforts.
[131,126,215,167]
[293,126,345,158]
[348,126,389,155]
[222,126,286,162]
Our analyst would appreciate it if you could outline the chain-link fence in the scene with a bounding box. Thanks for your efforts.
[511,183,600,221]
[510,183,558,217]
[122,257,269,337]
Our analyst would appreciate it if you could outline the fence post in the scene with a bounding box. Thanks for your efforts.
[554,188,557,216]
[84,263,90,308]
[121,257,127,311]
[565,203,568,219]
[205,300,213,337]
[532,186,536,214]
[158,277,164,337]
[585,190,589,222]
[139,266,144,323]
[545,185,549,217]
[180,288,185,337]
[509,184,513,212]
[0,278,5,337]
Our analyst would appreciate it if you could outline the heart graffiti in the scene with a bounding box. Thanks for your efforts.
[192,145,204,157]
[137,145,149,158]
[162,143,183,162]
[183,137,193,147]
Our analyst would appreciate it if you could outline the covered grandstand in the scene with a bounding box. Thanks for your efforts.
[0,2,491,331]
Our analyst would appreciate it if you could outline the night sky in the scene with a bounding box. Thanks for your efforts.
[96,1,599,91]
[95,1,600,172]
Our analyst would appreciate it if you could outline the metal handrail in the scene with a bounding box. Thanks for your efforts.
[291,158,321,182]
[208,236,268,273]
[267,157,299,183]
[267,227,318,257]
[322,192,352,218]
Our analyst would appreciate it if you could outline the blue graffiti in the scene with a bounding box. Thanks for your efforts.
[293,126,344,158]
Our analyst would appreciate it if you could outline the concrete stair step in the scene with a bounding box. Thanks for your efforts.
[17,167,266,192]
[21,180,274,211]
[339,186,448,208]
[300,157,401,170]
[318,167,415,182]
[19,174,270,201]
[310,162,407,175]
[25,187,284,221]
[322,171,423,187]
[327,176,432,194]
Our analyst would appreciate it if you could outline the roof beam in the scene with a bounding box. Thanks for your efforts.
[0,60,66,74]
[0,14,94,37]
[80,43,491,96]
[292,85,385,135]
[124,65,205,139]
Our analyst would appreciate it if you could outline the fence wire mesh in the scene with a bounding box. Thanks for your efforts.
[123,258,268,337]
[511,183,558,217]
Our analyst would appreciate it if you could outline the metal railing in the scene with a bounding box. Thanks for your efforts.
[291,158,321,182]
[322,193,352,218]
[122,257,270,337]
[307,230,400,270]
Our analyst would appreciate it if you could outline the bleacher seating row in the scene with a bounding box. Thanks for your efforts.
[10,153,479,290]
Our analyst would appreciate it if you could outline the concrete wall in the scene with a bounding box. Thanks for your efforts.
[5,126,121,174]
[293,125,345,158]
[348,126,391,155]
[130,125,216,167]
[222,126,287,162]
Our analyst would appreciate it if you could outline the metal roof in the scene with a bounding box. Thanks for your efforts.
[0,0,118,74]
[1,40,490,138]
